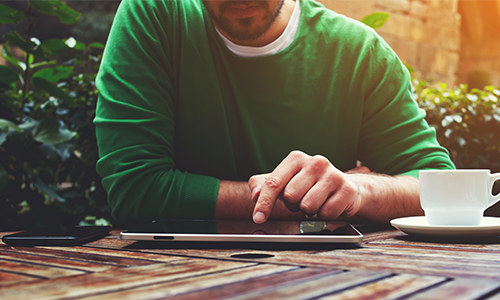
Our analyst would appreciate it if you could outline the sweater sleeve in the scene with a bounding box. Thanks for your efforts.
[356,32,455,178]
[94,0,219,226]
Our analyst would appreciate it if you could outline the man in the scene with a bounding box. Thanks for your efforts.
[94,0,455,226]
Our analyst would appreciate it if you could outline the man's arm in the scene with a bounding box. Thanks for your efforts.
[343,173,422,223]
[251,151,423,224]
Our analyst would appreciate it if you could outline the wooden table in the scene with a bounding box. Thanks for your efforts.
[1,224,500,299]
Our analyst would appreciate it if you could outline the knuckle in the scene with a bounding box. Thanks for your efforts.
[312,155,329,165]
[309,155,331,172]
[249,175,264,187]
[289,150,307,162]
[264,174,284,190]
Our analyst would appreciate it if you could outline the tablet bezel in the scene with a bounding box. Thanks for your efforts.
[120,220,363,243]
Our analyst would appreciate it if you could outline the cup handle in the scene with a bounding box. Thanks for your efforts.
[488,172,500,208]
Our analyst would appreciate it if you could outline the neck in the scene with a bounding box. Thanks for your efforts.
[217,0,296,47]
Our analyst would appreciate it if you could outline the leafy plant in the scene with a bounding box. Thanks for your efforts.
[0,0,110,230]
[414,81,500,172]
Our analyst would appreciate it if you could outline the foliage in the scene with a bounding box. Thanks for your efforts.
[361,12,390,29]
[0,0,110,230]
[414,81,500,172]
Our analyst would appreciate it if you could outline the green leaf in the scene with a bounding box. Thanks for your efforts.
[31,60,57,69]
[75,42,86,51]
[31,118,76,145]
[1,41,25,71]
[32,66,73,83]
[87,42,105,50]
[404,62,416,76]
[0,164,8,192]
[3,30,34,52]
[32,77,72,102]
[0,65,20,85]
[0,119,23,146]
[41,39,70,56]
[361,12,390,29]
[28,0,81,25]
[27,53,34,66]
[0,119,23,133]
[0,4,25,24]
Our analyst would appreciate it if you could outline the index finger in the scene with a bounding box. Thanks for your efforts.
[253,151,305,224]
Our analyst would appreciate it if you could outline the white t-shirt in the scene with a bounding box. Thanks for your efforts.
[216,0,301,58]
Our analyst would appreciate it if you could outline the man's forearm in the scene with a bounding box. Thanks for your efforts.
[214,180,304,220]
[217,172,422,224]
[352,173,423,223]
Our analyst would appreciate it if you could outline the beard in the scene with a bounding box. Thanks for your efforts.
[202,0,285,43]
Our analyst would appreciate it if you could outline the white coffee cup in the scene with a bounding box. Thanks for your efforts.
[419,169,500,225]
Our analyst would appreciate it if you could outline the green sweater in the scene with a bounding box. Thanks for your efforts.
[95,0,455,225]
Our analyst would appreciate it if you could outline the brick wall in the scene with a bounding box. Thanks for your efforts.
[318,0,461,86]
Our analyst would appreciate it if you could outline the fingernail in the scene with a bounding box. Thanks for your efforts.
[253,212,266,224]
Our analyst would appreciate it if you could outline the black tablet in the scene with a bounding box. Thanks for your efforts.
[2,226,112,246]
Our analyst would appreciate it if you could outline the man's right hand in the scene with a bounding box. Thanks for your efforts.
[249,151,368,224]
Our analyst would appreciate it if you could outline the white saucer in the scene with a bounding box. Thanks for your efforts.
[390,216,500,238]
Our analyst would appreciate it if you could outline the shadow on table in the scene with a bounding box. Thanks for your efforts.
[124,240,362,251]
[393,234,500,245]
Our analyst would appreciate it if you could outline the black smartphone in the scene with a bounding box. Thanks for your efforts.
[2,225,112,246]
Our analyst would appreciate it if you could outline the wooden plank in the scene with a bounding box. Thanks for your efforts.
[0,259,85,279]
[319,246,500,265]
[0,259,255,300]
[405,278,500,300]
[52,246,190,263]
[318,274,446,300]
[0,251,121,273]
[165,267,342,300]
[308,247,500,279]
[367,237,500,254]
[222,270,392,300]
[84,236,136,249]
[0,271,41,287]
[80,264,302,300]
[0,245,186,266]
